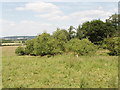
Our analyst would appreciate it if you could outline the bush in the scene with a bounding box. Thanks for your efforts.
[25,39,34,55]
[52,29,69,51]
[15,46,25,55]
[47,37,64,55]
[33,33,51,56]
[65,38,97,56]
[33,33,64,56]
[106,37,119,55]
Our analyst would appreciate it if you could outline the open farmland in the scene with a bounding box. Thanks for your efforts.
[2,46,118,88]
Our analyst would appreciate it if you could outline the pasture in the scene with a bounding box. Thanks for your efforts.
[2,46,118,88]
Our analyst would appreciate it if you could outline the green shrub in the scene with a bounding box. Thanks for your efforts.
[47,38,64,55]
[33,33,51,56]
[33,33,64,56]
[52,29,69,51]
[15,46,25,56]
[65,38,97,56]
[25,39,34,55]
[106,37,119,55]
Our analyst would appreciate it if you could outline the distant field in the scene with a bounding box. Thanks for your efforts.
[2,46,118,88]
[1,43,22,46]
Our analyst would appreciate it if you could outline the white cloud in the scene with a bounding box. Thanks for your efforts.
[36,9,115,24]
[3,2,117,36]
[33,9,116,31]
[1,8,117,37]
[16,2,117,24]
[70,10,113,22]
[35,13,70,21]
[98,6,103,9]
[16,2,63,14]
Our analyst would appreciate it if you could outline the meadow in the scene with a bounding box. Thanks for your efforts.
[2,46,118,88]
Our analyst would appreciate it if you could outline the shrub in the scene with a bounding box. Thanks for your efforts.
[25,39,34,55]
[52,29,69,51]
[47,37,64,55]
[106,37,119,55]
[65,38,97,56]
[33,33,51,56]
[15,46,25,55]
[33,33,64,56]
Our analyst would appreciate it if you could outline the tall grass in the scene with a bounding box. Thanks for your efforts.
[2,46,118,88]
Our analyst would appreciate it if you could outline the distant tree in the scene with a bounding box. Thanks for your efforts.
[106,14,118,29]
[106,14,119,36]
[2,39,14,43]
[68,26,76,40]
[106,37,119,55]
[76,25,85,40]
[104,22,116,38]
[81,20,116,44]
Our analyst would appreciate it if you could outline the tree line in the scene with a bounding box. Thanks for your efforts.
[15,14,119,56]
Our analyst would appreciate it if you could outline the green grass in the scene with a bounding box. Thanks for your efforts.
[2,46,118,88]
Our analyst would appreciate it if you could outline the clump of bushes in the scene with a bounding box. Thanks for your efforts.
[25,39,34,55]
[65,38,97,56]
[106,37,119,55]
[15,32,67,56]
[15,46,25,56]
[33,33,64,56]
[15,33,97,56]
[15,16,119,56]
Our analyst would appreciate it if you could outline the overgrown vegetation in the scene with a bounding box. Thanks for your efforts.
[15,14,119,56]
[15,46,25,56]
[105,37,119,55]
[65,38,97,56]
[2,46,118,88]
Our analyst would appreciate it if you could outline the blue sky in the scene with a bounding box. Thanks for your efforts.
[1,1,118,37]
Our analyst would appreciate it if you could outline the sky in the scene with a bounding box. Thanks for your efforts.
[0,1,118,37]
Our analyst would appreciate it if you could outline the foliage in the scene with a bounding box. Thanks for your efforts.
[81,20,116,44]
[65,38,97,56]
[2,39,14,43]
[25,39,34,55]
[15,14,119,56]
[33,32,64,56]
[76,25,85,40]
[52,28,69,43]
[33,33,52,56]
[15,46,25,55]
[106,14,119,30]
[106,37,119,55]
[68,26,76,40]
[106,14,119,37]
[52,29,69,51]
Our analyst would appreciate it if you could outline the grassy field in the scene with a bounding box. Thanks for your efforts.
[2,46,118,88]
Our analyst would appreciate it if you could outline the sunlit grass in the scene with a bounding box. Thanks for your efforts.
[2,46,118,88]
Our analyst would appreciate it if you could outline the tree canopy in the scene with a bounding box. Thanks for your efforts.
[15,14,119,56]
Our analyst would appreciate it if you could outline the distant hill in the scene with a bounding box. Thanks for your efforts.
[2,36,36,40]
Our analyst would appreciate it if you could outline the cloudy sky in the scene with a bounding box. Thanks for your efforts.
[0,1,118,37]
